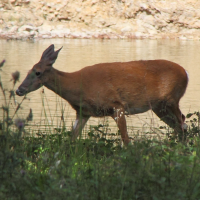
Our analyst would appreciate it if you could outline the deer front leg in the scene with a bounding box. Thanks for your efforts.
[72,114,90,141]
[111,108,130,145]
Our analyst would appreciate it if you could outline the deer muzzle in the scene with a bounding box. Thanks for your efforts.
[16,88,26,96]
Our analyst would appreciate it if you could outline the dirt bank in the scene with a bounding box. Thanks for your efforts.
[1,0,200,40]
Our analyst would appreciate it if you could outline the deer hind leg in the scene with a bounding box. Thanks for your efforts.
[71,114,90,141]
[152,101,187,134]
[111,107,130,145]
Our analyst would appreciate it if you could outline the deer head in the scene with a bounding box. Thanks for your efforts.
[16,44,62,96]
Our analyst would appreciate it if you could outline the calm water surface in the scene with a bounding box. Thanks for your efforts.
[1,39,200,134]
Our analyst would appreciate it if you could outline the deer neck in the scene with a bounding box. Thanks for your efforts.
[42,67,82,103]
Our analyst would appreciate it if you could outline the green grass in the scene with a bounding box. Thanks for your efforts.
[1,131,200,200]
[1,60,200,200]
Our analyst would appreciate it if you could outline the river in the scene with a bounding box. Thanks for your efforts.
[0,38,200,136]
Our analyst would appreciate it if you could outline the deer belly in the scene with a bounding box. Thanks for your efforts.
[126,106,150,115]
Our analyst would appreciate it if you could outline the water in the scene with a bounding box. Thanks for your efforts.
[1,38,200,135]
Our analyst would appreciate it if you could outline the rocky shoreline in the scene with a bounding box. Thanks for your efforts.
[1,0,200,40]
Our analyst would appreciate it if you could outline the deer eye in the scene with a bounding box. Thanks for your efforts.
[35,72,41,76]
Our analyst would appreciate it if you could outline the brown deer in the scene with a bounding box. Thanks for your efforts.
[16,44,188,145]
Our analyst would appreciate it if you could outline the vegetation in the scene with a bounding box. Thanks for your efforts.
[1,60,200,200]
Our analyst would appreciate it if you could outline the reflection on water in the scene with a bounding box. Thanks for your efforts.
[1,39,200,134]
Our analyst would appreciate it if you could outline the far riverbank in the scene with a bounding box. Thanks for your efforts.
[1,0,200,40]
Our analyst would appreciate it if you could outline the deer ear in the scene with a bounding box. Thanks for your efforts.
[40,44,63,65]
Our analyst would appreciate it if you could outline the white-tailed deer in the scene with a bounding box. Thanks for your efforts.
[16,44,188,145]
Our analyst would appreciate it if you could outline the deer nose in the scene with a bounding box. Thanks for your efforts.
[16,88,24,96]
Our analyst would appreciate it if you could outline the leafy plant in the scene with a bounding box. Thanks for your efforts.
[1,59,200,199]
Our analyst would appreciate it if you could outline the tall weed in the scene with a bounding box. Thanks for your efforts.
[0,60,200,200]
